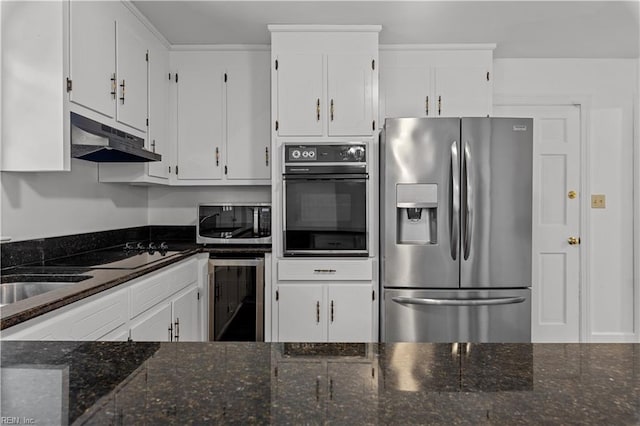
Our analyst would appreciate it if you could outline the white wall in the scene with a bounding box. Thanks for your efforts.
[147,186,270,225]
[494,58,637,342]
[1,159,148,241]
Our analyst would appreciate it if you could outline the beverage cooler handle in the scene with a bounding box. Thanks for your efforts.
[463,141,473,260]
[450,141,460,260]
[391,296,526,306]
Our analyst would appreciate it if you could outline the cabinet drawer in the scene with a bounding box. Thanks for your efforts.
[278,259,373,281]
[130,258,197,318]
[68,290,129,340]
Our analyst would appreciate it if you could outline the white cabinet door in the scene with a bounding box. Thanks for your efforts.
[381,65,432,119]
[69,1,116,118]
[226,52,271,180]
[148,43,170,179]
[434,66,491,117]
[327,54,374,136]
[277,284,325,342]
[275,53,323,136]
[130,302,172,342]
[175,52,225,180]
[172,285,201,342]
[327,284,373,342]
[116,21,148,131]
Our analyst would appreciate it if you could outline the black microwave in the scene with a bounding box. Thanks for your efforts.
[197,203,271,244]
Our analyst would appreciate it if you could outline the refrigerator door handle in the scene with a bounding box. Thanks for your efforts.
[463,141,473,260]
[391,296,526,306]
[450,140,460,260]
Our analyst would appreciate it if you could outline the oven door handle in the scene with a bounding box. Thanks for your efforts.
[282,174,369,180]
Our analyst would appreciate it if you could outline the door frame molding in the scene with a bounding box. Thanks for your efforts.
[634,93,640,342]
[494,94,592,342]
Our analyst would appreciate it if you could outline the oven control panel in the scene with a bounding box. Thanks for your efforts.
[285,144,366,163]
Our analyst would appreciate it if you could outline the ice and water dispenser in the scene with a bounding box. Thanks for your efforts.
[396,184,438,244]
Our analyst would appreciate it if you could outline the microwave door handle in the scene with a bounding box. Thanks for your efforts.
[253,208,259,235]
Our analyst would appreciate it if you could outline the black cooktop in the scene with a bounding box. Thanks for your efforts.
[44,243,182,270]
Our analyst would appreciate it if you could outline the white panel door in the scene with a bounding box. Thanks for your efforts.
[69,1,115,118]
[172,285,201,342]
[435,66,491,117]
[494,105,581,342]
[116,21,148,131]
[130,301,172,342]
[380,65,431,119]
[148,43,170,179]
[327,284,373,342]
[276,53,323,136]
[277,284,325,342]
[327,54,374,136]
[175,52,224,180]
[226,51,270,180]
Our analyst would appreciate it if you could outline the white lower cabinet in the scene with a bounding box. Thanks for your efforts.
[1,256,206,342]
[275,282,374,342]
[130,301,173,342]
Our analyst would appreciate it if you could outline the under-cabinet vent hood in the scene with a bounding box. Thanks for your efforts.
[70,112,161,162]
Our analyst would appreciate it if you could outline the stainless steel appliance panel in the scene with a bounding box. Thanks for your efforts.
[209,258,264,341]
[460,118,533,288]
[383,288,531,342]
[382,118,460,288]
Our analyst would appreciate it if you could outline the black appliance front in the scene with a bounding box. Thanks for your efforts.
[282,143,369,257]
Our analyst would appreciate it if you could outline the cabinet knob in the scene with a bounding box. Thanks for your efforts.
[567,236,580,245]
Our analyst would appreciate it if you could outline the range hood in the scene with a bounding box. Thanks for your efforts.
[70,112,161,162]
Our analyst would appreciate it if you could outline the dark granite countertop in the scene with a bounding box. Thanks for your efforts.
[1,229,271,330]
[1,341,638,425]
[0,248,201,330]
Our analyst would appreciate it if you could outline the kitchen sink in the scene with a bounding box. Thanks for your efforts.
[0,282,78,305]
[0,274,91,305]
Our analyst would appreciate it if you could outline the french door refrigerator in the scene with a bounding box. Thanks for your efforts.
[381,117,533,342]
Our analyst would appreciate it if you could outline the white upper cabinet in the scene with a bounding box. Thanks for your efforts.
[226,51,271,180]
[275,53,324,136]
[327,54,375,136]
[174,51,225,181]
[380,46,494,121]
[115,21,148,131]
[270,25,380,138]
[69,1,116,119]
[147,43,171,179]
[69,1,148,133]
[172,49,271,184]
[1,1,69,171]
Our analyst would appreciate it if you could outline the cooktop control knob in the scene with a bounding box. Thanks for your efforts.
[291,149,301,159]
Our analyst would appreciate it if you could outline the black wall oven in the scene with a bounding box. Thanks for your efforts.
[283,143,369,256]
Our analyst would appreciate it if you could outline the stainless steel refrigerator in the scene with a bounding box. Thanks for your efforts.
[381,117,533,342]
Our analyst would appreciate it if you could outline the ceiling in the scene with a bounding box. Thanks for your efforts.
[132,1,640,58]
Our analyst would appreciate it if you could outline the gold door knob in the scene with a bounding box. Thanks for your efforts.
[568,190,577,199]
[567,237,580,245]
